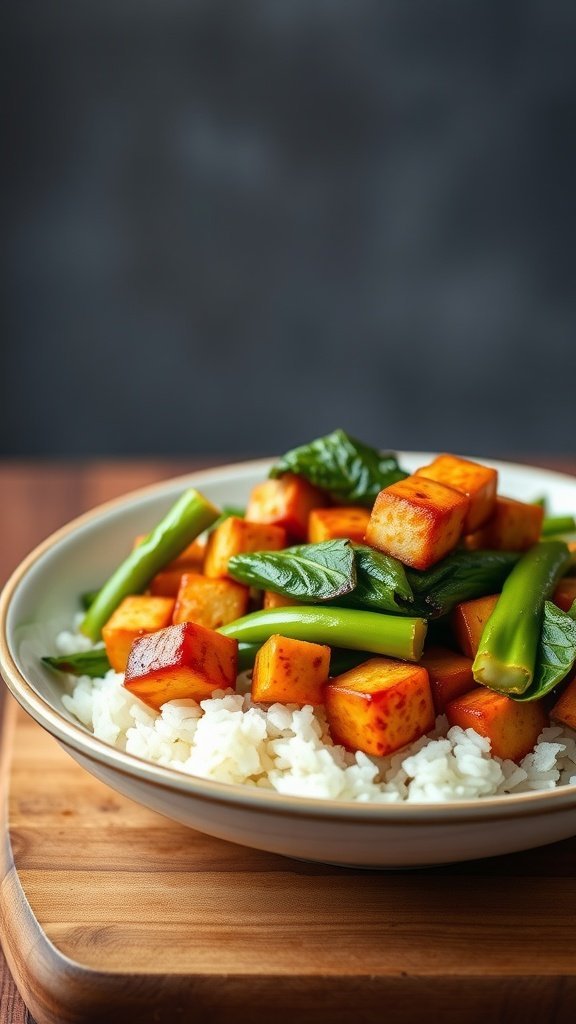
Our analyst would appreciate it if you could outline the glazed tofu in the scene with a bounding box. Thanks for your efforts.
[203,518,287,579]
[445,688,547,761]
[173,572,249,629]
[550,671,576,730]
[552,577,576,613]
[452,594,499,658]
[124,621,238,710]
[324,658,435,757]
[419,646,475,714]
[102,595,176,673]
[415,454,498,532]
[464,497,543,552]
[251,634,330,705]
[245,474,325,542]
[365,475,469,570]
[308,507,371,544]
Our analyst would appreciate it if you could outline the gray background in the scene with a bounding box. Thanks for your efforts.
[2,1,575,458]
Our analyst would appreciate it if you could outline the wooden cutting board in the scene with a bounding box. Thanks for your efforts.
[2,699,576,1024]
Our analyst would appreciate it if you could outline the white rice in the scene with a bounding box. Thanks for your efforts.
[55,628,576,803]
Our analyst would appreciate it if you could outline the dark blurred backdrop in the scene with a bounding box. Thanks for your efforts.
[2,1,575,458]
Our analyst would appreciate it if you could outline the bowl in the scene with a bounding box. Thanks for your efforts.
[2,454,576,869]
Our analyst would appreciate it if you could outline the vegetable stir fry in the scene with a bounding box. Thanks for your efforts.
[44,430,576,764]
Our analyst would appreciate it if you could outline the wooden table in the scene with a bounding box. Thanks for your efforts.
[1,456,575,1024]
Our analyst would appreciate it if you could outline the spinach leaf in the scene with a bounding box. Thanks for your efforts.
[270,429,407,506]
[511,600,576,702]
[43,648,111,678]
[335,545,413,613]
[406,550,520,618]
[228,539,356,602]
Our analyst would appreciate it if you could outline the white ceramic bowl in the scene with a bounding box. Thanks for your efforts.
[2,454,576,869]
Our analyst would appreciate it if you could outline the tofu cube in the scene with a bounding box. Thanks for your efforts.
[124,621,238,710]
[451,594,499,658]
[263,590,299,610]
[324,658,435,756]
[245,474,325,541]
[463,497,543,552]
[251,634,330,705]
[149,569,190,597]
[308,507,371,544]
[415,454,498,532]
[552,577,576,613]
[102,595,176,673]
[550,670,576,730]
[203,518,287,579]
[419,646,475,713]
[173,572,249,629]
[446,688,548,761]
[365,475,469,570]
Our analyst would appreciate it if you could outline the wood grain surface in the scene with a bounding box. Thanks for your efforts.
[1,457,576,1024]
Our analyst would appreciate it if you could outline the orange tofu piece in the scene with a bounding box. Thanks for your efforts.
[245,474,325,541]
[263,590,299,610]
[149,568,190,597]
[550,670,576,730]
[464,497,543,552]
[324,658,435,757]
[308,507,371,544]
[102,595,176,673]
[445,688,548,761]
[452,594,499,658]
[124,621,238,710]
[173,572,249,629]
[365,475,469,570]
[251,634,330,705]
[419,646,475,714]
[203,518,286,579]
[552,577,576,613]
[415,454,498,532]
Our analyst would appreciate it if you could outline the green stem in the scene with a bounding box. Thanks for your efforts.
[219,606,427,661]
[81,489,219,641]
[472,540,570,695]
[541,515,576,536]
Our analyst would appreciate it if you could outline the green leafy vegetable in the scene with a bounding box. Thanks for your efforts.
[511,600,576,702]
[43,649,111,678]
[335,544,413,613]
[405,550,520,618]
[270,429,406,506]
[228,539,356,602]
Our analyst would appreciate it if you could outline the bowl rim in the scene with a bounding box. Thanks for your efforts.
[2,453,576,825]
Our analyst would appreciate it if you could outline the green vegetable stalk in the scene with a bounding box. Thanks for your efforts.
[81,489,219,641]
[541,515,576,536]
[219,606,427,662]
[472,540,570,695]
[43,649,111,678]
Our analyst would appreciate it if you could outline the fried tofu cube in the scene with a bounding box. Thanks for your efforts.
[445,688,548,761]
[419,646,475,713]
[173,573,249,629]
[102,595,176,673]
[308,507,371,544]
[149,569,191,597]
[203,517,287,579]
[251,634,330,705]
[550,670,576,730]
[245,474,325,541]
[451,594,499,658]
[463,497,544,552]
[124,621,238,710]
[415,454,498,532]
[365,475,469,570]
[552,577,576,613]
[324,658,435,757]
[263,590,299,610]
